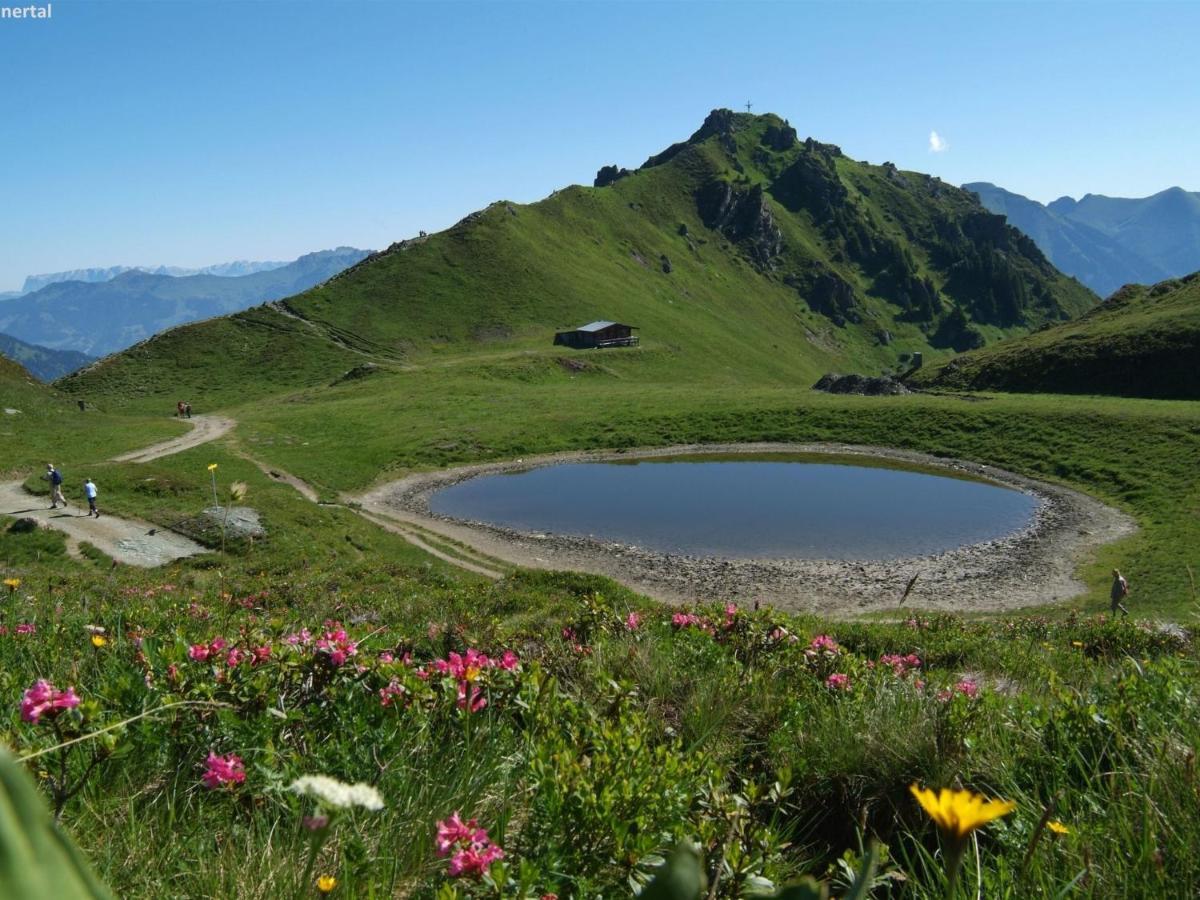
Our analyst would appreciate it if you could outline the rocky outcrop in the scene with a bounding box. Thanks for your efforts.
[594,165,632,188]
[786,265,860,325]
[812,373,912,395]
[696,181,784,269]
[762,121,798,151]
[770,150,848,218]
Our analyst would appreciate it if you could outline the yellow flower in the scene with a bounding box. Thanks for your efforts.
[1047,820,1069,835]
[207,463,218,472]
[1071,641,1084,648]
[91,634,108,648]
[316,874,337,893]
[3,577,19,591]
[910,784,1016,842]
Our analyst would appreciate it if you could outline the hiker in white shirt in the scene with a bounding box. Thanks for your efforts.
[83,478,100,518]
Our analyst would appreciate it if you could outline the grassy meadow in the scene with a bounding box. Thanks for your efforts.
[3,348,1200,896]
[3,109,1197,893]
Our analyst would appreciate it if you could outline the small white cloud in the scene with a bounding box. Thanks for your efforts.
[928,130,948,153]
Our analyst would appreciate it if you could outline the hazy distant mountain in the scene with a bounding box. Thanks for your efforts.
[0,247,370,357]
[967,183,1200,296]
[20,259,291,294]
[0,332,94,381]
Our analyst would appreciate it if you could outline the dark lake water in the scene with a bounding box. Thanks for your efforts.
[428,456,1040,560]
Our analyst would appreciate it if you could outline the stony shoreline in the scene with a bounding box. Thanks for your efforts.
[355,443,1138,616]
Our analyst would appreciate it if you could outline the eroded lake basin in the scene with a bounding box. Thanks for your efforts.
[428,454,1040,560]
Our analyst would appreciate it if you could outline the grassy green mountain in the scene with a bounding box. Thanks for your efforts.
[60,110,1094,409]
[0,332,94,381]
[916,271,1200,399]
[0,247,369,358]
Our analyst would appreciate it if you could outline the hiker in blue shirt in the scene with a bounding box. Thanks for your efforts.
[84,478,100,518]
[45,463,66,509]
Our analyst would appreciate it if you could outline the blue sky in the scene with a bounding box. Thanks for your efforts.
[1,0,1197,291]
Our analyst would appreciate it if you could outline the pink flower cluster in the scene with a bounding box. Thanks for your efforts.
[808,634,841,654]
[825,673,851,691]
[671,612,714,634]
[201,752,245,789]
[315,627,358,666]
[20,680,80,723]
[284,628,313,646]
[769,626,799,645]
[435,812,505,878]
[14,623,36,636]
[937,679,981,702]
[625,611,642,632]
[189,636,271,668]
[423,649,519,713]
[878,653,922,677]
[379,679,409,708]
[188,636,228,662]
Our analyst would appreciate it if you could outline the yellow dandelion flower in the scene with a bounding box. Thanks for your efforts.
[316,874,337,893]
[91,634,108,648]
[207,463,218,472]
[1071,641,1084,648]
[1048,820,1069,835]
[3,577,20,591]
[910,784,1016,841]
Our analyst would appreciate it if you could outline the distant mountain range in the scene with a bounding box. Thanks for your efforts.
[0,332,94,381]
[966,183,1200,297]
[0,247,370,358]
[16,259,291,295]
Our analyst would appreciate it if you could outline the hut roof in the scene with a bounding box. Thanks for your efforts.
[574,320,633,332]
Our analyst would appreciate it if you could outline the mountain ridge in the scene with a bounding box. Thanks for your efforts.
[0,333,94,381]
[59,110,1095,408]
[0,247,370,357]
[16,258,294,294]
[967,182,1200,296]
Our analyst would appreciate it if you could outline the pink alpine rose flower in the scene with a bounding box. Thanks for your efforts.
[826,673,851,691]
[20,680,80,724]
[201,752,246,790]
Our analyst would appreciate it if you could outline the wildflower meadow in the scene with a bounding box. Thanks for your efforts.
[0,550,1196,897]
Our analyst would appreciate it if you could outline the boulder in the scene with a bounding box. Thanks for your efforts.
[812,373,912,396]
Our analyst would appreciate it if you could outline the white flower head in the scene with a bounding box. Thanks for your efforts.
[290,775,384,811]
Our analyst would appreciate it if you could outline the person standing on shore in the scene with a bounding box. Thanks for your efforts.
[46,463,66,509]
[83,478,100,518]
[1110,569,1129,617]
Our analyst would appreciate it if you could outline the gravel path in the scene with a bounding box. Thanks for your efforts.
[2,416,235,567]
[0,481,206,566]
[359,442,1138,616]
[110,415,235,463]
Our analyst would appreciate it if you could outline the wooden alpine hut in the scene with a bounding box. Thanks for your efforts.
[553,320,639,349]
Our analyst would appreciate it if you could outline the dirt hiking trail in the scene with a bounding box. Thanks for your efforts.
[111,415,235,463]
[0,482,206,566]
[3,416,234,567]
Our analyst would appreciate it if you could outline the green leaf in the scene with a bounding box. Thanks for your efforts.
[0,746,113,899]
[639,842,706,900]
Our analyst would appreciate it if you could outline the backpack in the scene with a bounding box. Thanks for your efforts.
[50,470,62,486]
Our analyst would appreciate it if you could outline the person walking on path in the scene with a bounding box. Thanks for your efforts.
[45,464,66,509]
[1110,568,1130,616]
[83,478,100,518]
[177,401,186,418]
[184,402,192,419]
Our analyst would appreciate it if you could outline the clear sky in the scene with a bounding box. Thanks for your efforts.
[1,0,1197,291]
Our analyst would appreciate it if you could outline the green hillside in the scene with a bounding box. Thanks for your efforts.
[60,110,1094,410]
[916,271,1200,398]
